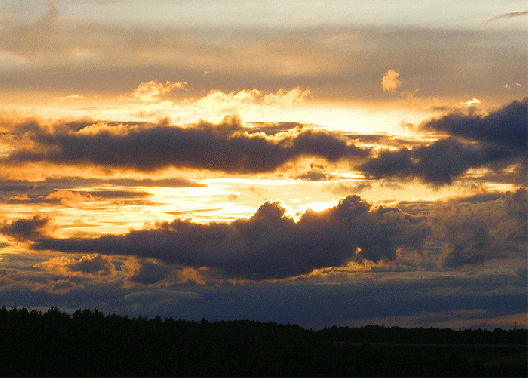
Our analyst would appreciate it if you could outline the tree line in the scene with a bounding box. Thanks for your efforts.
[0,307,526,376]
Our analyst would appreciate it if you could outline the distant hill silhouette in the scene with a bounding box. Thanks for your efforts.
[0,307,526,376]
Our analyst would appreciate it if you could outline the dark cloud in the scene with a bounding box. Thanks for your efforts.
[0,177,204,195]
[0,215,52,241]
[67,255,116,276]
[296,170,332,181]
[31,196,427,280]
[421,98,527,150]
[359,137,515,184]
[0,188,153,205]
[102,178,206,188]
[34,254,117,278]
[247,122,305,135]
[3,118,368,173]
[358,99,527,184]
[122,259,172,286]
[429,189,527,268]
[79,190,150,199]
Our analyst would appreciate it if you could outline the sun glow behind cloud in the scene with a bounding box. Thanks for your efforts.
[0,1,525,331]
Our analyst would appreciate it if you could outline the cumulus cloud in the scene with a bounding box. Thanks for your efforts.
[382,69,402,93]
[31,196,427,280]
[2,117,368,173]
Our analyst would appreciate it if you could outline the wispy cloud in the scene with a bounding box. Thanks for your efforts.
[485,10,528,24]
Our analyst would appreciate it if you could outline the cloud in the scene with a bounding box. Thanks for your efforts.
[57,94,84,101]
[31,196,427,280]
[485,11,528,24]
[422,98,527,150]
[45,190,94,206]
[359,137,515,184]
[121,258,172,286]
[329,181,372,195]
[0,7,524,106]
[358,99,527,184]
[247,122,305,136]
[296,170,332,181]
[429,189,527,268]
[0,2,60,61]
[35,279,80,295]
[117,86,311,121]
[0,177,204,194]
[2,117,368,173]
[180,88,310,118]
[36,255,116,277]
[461,98,481,107]
[382,69,402,93]
[0,215,53,241]
[0,176,202,206]
[130,80,186,102]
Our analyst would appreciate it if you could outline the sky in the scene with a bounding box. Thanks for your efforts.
[0,0,526,329]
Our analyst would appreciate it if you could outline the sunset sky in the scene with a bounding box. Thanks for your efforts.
[0,0,526,329]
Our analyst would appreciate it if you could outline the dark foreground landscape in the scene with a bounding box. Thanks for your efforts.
[0,307,526,377]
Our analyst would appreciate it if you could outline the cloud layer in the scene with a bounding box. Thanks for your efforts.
[2,117,368,173]
[30,196,427,280]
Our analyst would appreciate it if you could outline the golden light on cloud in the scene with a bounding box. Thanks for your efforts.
[382,69,402,93]
[131,81,187,102]
[461,97,481,106]
[0,0,526,333]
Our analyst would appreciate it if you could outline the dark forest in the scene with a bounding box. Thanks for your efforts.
[0,307,526,377]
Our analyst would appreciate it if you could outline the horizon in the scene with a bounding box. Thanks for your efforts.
[3,305,528,332]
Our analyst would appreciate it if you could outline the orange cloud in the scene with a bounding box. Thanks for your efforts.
[382,69,402,93]
[131,80,187,102]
